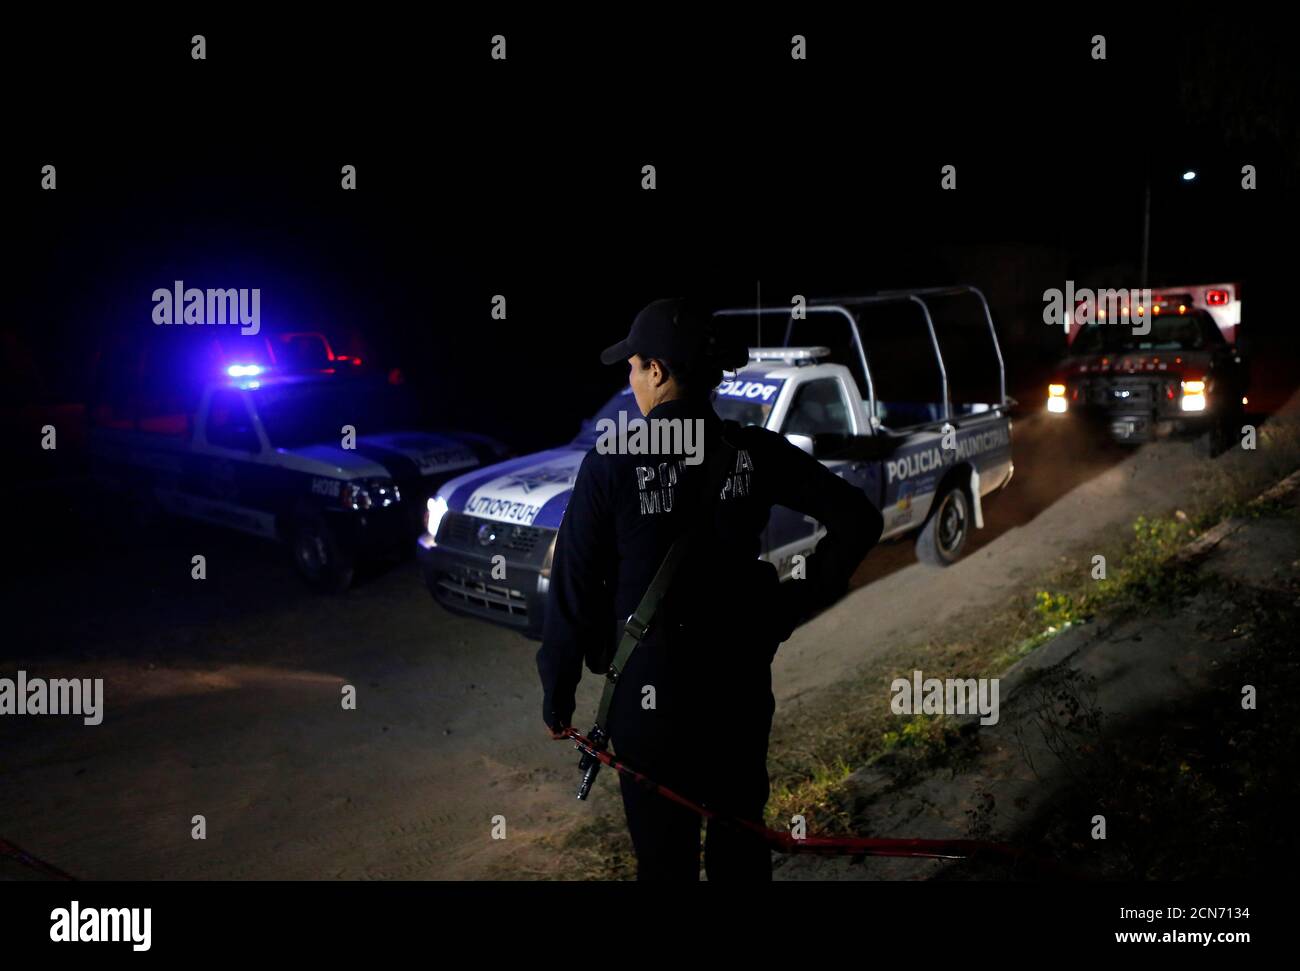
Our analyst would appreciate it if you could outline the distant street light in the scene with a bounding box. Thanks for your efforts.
[1182,170,1198,181]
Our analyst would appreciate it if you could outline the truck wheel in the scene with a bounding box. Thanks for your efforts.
[1194,407,1238,459]
[915,485,970,566]
[289,516,355,593]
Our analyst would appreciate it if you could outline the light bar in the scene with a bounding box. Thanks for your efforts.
[748,346,831,363]
[226,364,263,378]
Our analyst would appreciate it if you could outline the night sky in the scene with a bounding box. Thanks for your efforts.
[10,14,1294,457]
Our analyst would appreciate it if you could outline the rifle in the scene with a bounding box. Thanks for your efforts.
[573,431,736,800]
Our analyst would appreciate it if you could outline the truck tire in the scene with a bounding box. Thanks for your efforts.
[915,484,970,566]
[1194,405,1240,459]
[289,515,355,593]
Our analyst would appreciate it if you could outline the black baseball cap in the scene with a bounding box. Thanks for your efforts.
[600,298,710,367]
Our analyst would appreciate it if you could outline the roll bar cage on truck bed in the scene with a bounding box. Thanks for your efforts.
[711,286,1014,567]
[714,285,1011,425]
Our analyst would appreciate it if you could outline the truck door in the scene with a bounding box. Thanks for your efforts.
[828,374,883,507]
[186,389,278,537]
[763,374,878,576]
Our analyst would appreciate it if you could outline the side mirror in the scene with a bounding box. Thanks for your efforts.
[785,433,815,455]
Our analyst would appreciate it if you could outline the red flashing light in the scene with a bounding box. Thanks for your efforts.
[1206,289,1229,306]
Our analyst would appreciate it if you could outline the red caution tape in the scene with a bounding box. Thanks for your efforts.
[0,837,77,881]
[563,728,1068,873]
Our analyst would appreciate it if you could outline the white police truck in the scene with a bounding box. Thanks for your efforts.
[418,287,1015,636]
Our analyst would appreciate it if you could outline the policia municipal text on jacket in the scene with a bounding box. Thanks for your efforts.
[537,298,883,880]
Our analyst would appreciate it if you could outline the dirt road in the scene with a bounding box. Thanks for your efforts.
[0,412,1227,879]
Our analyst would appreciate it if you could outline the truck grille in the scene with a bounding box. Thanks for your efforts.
[1082,377,1164,412]
[438,512,547,554]
[435,567,529,622]
[1107,380,1154,409]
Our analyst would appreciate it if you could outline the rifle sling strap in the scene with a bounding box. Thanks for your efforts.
[593,434,736,735]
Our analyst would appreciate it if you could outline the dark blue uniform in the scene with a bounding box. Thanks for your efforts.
[537,396,882,880]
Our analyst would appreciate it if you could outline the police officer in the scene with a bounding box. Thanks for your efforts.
[537,298,883,880]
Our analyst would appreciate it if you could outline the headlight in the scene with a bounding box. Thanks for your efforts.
[1047,383,1068,413]
[341,478,401,511]
[369,478,400,507]
[425,496,449,540]
[1181,379,1207,412]
[340,482,370,510]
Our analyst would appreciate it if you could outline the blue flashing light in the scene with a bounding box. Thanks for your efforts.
[227,364,263,378]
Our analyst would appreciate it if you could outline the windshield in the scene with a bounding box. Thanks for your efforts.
[1071,311,1221,355]
[711,396,773,428]
[252,381,421,449]
[711,373,784,428]
[573,380,777,444]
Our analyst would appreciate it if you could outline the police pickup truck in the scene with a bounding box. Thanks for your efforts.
[1047,284,1247,454]
[90,365,509,591]
[418,288,1015,637]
